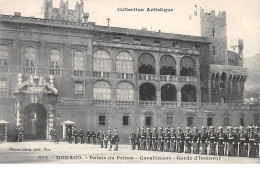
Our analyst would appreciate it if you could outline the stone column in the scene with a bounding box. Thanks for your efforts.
[177,90,181,107]
[176,56,181,77]
[15,94,23,127]
[197,84,201,107]
[156,89,161,107]
[47,103,54,140]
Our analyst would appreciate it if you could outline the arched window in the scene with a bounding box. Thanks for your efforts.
[116,82,134,101]
[93,81,112,100]
[181,84,196,102]
[160,55,176,75]
[73,50,84,70]
[50,49,60,69]
[139,83,156,101]
[180,56,195,77]
[220,72,227,88]
[161,84,177,101]
[139,53,155,74]
[116,52,133,73]
[24,47,36,67]
[0,45,8,66]
[93,50,111,72]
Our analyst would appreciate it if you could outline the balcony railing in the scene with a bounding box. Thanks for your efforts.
[160,75,177,82]
[0,90,7,98]
[24,67,36,74]
[50,68,61,75]
[139,101,156,107]
[161,101,177,107]
[93,71,110,78]
[0,66,8,73]
[116,101,135,106]
[74,93,84,100]
[93,100,112,106]
[74,70,85,77]
[181,102,197,108]
[180,76,197,83]
[139,74,156,81]
[117,73,134,80]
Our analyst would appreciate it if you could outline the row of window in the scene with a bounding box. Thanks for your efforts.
[0,45,196,76]
[97,115,245,127]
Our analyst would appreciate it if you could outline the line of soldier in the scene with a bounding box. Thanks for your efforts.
[129,125,260,158]
[65,128,119,151]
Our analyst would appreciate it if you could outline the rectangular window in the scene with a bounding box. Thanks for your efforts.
[0,78,7,98]
[224,117,230,126]
[134,38,141,44]
[187,117,193,127]
[145,116,152,126]
[213,46,216,55]
[99,115,106,125]
[74,81,84,99]
[167,117,173,126]
[123,116,129,125]
[240,118,245,126]
[172,41,180,48]
[207,117,213,126]
[193,44,200,50]
[113,37,121,42]
[154,40,161,46]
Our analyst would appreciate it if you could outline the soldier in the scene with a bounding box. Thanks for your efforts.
[73,129,79,144]
[176,127,184,153]
[91,129,96,145]
[67,129,73,144]
[140,127,146,150]
[113,128,119,151]
[208,126,217,155]
[201,126,208,155]
[238,126,248,157]
[217,126,225,156]
[136,127,141,150]
[164,128,171,152]
[103,131,108,148]
[227,126,235,156]
[86,129,91,144]
[107,128,113,151]
[254,126,259,158]
[248,126,257,158]
[100,129,104,148]
[152,127,158,151]
[97,130,101,145]
[184,127,192,153]
[146,128,152,151]
[192,127,200,154]
[79,129,84,144]
[129,129,136,150]
[170,127,177,152]
[233,127,240,156]
[50,128,55,142]
[53,129,59,144]
[158,127,165,152]
[16,126,23,142]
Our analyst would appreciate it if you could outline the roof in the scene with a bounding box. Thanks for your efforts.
[0,14,209,43]
[0,120,9,124]
[61,120,76,125]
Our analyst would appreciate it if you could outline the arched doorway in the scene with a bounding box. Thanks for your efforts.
[23,103,47,140]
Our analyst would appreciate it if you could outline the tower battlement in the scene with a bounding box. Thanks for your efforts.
[200,8,226,19]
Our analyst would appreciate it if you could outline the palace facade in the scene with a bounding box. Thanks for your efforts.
[0,0,259,142]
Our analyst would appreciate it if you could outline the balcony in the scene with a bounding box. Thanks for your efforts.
[0,66,8,73]
[24,67,36,74]
[93,100,112,106]
[138,74,156,81]
[139,101,156,107]
[0,90,7,98]
[160,75,177,82]
[181,102,197,108]
[93,71,110,78]
[161,101,177,108]
[50,68,61,75]
[74,70,85,77]
[180,76,197,83]
[74,93,84,100]
[117,73,134,80]
[116,101,135,106]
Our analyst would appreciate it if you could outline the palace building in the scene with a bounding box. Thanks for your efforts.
[0,0,259,142]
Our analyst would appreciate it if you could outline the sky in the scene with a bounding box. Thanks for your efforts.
[0,0,259,58]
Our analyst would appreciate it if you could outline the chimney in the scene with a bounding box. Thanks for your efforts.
[14,12,21,17]
[107,18,110,27]
[83,13,89,23]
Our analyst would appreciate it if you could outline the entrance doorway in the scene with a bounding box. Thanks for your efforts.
[23,103,47,140]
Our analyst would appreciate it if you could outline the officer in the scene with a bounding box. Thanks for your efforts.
[67,128,73,144]
[73,129,79,144]
[164,128,171,152]
[16,126,23,142]
[201,126,208,155]
[100,129,104,148]
[97,130,101,145]
[256,126,260,158]
[234,127,240,156]
[238,126,248,157]
[170,127,177,152]
[227,126,235,156]
[113,128,119,151]
[50,128,55,142]
[248,126,257,158]
[176,127,183,153]
[129,129,136,150]
[136,127,141,150]
[146,128,152,151]
[107,128,113,151]
[103,131,108,148]
[152,127,158,151]
[79,129,84,144]
[140,127,146,150]
[184,127,192,153]
[158,127,164,152]
[217,126,225,156]
[192,127,200,154]
[86,129,91,144]
[53,129,58,144]
[208,126,217,155]
[91,129,96,145]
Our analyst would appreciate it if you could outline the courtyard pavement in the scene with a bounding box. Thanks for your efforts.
[0,141,259,164]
